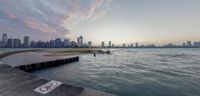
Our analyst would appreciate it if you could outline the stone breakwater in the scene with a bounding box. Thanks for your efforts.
[15,56,79,72]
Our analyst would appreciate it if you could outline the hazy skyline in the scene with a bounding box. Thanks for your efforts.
[0,0,200,45]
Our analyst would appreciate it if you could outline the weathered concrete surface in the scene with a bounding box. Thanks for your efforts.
[0,64,115,96]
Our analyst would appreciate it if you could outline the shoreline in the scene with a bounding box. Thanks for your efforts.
[0,49,43,59]
[0,48,115,96]
[0,48,112,59]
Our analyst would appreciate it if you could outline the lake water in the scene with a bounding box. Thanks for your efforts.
[2,48,200,96]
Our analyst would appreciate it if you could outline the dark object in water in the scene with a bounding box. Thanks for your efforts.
[94,53,96,57]
[106,50,111,54]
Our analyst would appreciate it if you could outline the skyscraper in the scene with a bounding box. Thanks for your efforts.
[7,39,14,48]
[2,33,7,43]
[87,41,92,47]
[71,41,77,48]
[182,43,186,47]
[79,36,83,46]
[136,42,138,48]
[77,36,83,47]
[13,39,21,48]
[2,33,8,47]
[24,36,30,48]
[123,43,126,47]
[187,41,192,47]
[109,41,111,47]
[112,44,115,47]
[101,41,105,48]
[55,38,62,48]
[63,39,70,47]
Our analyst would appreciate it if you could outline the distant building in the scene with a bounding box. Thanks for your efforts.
[112,44,115,47]
[88,41,92,47]
[193,42,200,47]
[109,41,111,47]
[163,43,176,48]
[123,43,126,47]
[50,40,55,48]
[101,41,105,48]
[24,36,30,48]
[182,43,186,47]
[1,33,8,47]
[7,39,14,48]
[63,39,70,47]
[71,41,77,48]
[135,42,138,48]
[187,41,192,47]
[77,36,83,47]
[30,41,37,48]
[13,39,21,48]
[55,38,62,48]
[130,43,133,48]
[146,44,156,48]
[0,41,5,48]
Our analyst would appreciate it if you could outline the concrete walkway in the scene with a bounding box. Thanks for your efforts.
[0,64,115,96]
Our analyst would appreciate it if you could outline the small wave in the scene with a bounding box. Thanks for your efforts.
[151,69,190,77]
[156,54,199,59]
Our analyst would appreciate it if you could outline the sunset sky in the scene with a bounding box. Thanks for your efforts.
[0,0,200,45]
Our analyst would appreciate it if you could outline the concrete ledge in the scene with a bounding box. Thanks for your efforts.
[0,64,115,96]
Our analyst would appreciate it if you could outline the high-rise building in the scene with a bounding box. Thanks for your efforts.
[109,41,112,47]
[71,41,77,48]
[0,41,5,48]
[187,41,192,47]
[193,42,200,47]
[77,37,80,46]
[80,36,83,45]
[112,44,115,47]
[7,39,14,48]
[131,43,133,48]
[1,33,8,47]
[77,36,83,47]
[136,42,138,48]
[63,39,70,47]
[13,39,21,48]
[101,41,105,48]
[24,36,30,48]
[88,41,92,47]
[2,33,7,43]
[55,38,62,48]
[182,43,186,47]
[123,43,126,47]
[30,41,37,48]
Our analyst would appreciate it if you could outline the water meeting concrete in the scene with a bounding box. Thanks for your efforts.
[0,51,115,96]
[15,56,79,72]
[0,64,115,96]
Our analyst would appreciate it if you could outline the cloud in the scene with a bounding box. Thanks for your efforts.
[0,0,113,40]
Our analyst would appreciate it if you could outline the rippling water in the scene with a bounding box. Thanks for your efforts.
[32,48,200,96]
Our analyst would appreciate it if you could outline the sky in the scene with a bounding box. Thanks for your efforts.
[0,0,200,45]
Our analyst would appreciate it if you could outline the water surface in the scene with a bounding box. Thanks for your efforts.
[28,48,200,96]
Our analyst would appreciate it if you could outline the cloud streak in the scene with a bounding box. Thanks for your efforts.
[0,0,113,40]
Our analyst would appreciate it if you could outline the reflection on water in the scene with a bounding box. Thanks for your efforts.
[31,48,200,96]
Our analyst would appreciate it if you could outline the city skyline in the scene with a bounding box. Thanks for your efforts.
[0,0,200,45]
[1,33,200,48]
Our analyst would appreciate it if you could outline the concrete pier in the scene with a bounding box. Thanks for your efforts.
[0,64,115,96]
[0,52,116,96]
[15,56,79,72]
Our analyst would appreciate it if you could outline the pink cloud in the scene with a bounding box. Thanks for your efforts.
[24,20,56,33]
